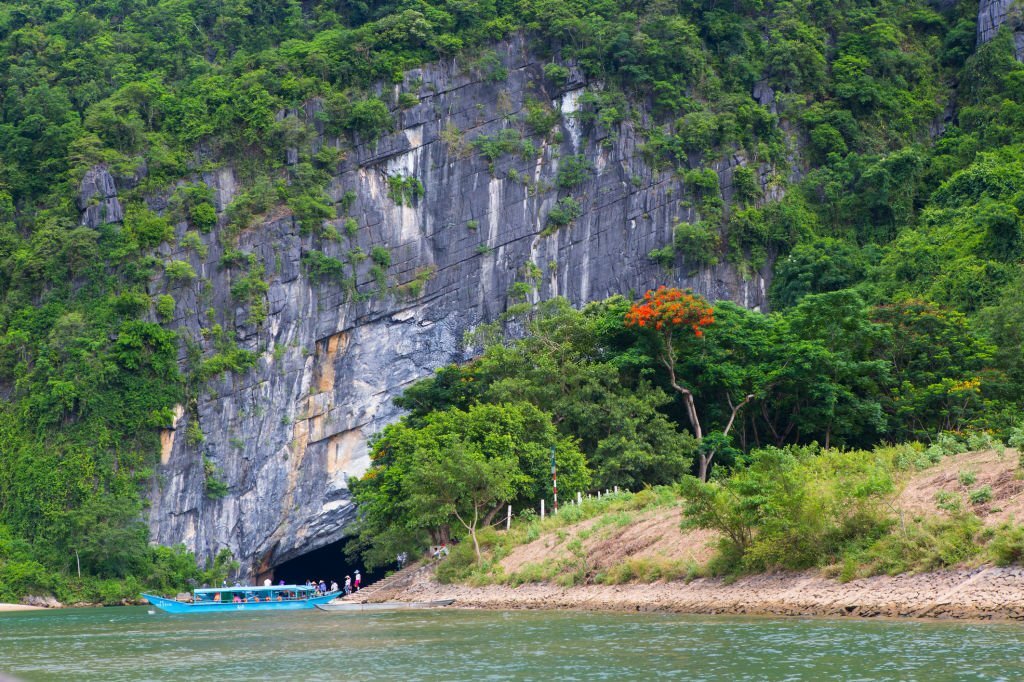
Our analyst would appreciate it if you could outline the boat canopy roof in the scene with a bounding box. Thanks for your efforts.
[194,584,315,594]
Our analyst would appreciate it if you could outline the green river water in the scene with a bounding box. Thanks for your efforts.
[1,607,1022,681]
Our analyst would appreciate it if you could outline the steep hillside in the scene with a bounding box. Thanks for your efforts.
[2,0,1024,591]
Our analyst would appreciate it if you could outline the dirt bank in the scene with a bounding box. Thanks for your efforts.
[382,566,1024,621]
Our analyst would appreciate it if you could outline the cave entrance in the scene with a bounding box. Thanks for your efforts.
[271,539,387,588]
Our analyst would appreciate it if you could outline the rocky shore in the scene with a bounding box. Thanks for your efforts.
[383,566,1024,621]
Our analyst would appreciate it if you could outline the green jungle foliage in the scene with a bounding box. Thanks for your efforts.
[2,0,1024,592]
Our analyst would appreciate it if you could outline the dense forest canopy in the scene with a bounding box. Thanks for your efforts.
[3,0,1024,594]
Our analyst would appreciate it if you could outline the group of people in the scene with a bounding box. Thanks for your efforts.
[304,572,360,595]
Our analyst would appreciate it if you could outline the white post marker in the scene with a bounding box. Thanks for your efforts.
[540,499,545,520]
[577,491,582,505]
[614,486,619,494]
[551,447,558,514]
[507,504,512,531]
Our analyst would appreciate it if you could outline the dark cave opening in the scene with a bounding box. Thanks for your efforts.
[271,539,388,588]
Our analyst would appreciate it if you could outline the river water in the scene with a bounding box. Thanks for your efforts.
[1,607,1022,681]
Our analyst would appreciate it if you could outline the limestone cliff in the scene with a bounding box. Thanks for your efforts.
[109,37,782,578]
[978,0,1024,60]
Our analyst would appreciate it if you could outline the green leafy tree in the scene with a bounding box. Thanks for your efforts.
[350,402,589,568]
[408,445,523,562]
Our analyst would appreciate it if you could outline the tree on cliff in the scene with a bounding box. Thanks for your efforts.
[625,287,753,481]
[348,402,589,567]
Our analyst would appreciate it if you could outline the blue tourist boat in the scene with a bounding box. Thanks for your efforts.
[142,585,340,614]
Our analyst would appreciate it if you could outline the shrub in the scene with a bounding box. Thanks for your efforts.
[989,524,1024,566]
[387,175,424,206]
[337,97,393,140]
[855,514,983,575]
[396,266,436,299]
[179,231,207,258]
[934,490,962,514]
[969,486,992,505]
[555,155,593,189]
[203,457,229,499]
[125,205,174,248]
[545,197,582,231]
[732,165,761,205]
[186,420,204,446]
[648,245,675,269]
[302,251,346,282]
[165,260,197,283]
[543,63,571,85]
[191,202,217,232]
[958,470,977,486]
[155,294,175,322]
[472,129,534,166]
[523,97,560,136]
[370,246,391,268]
[674,221,720,266]
[397,91,418,109]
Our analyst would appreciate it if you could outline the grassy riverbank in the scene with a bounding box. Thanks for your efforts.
[377,444,1024,618]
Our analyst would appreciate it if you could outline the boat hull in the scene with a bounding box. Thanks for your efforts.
[315,599,455,612]
[142,591,340,614]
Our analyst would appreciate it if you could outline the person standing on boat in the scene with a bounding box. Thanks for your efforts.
[318,579,327,593]
[354,570,361,591]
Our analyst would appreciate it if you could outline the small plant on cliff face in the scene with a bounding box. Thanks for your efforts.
[543,63,570,85]
[397,91,418,109]
[542,197,583,235]
[732,165,761,205]
[396,265,437,299]
[203,457,229,499]
[186,420,205,447]
[155,294,176,322]
[179,231,207,258]
[523,97,561,136]
[370,246,391,268]
[165,260,197,284]
[648,245,676,270]
[958,470,977,487]
[674,221,720,267]
[555,155,593,189]
[387,174,424,206]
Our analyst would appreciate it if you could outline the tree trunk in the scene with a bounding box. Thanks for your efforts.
[697,394,755,482]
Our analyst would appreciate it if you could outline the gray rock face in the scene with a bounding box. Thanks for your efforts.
[978,0,1024,60]
[77,165,124,228]
[140,37,780,579]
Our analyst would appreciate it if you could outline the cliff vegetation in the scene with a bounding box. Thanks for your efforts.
[3,0,1024,599]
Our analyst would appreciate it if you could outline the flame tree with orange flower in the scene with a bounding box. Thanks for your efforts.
[625,287,753,481]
